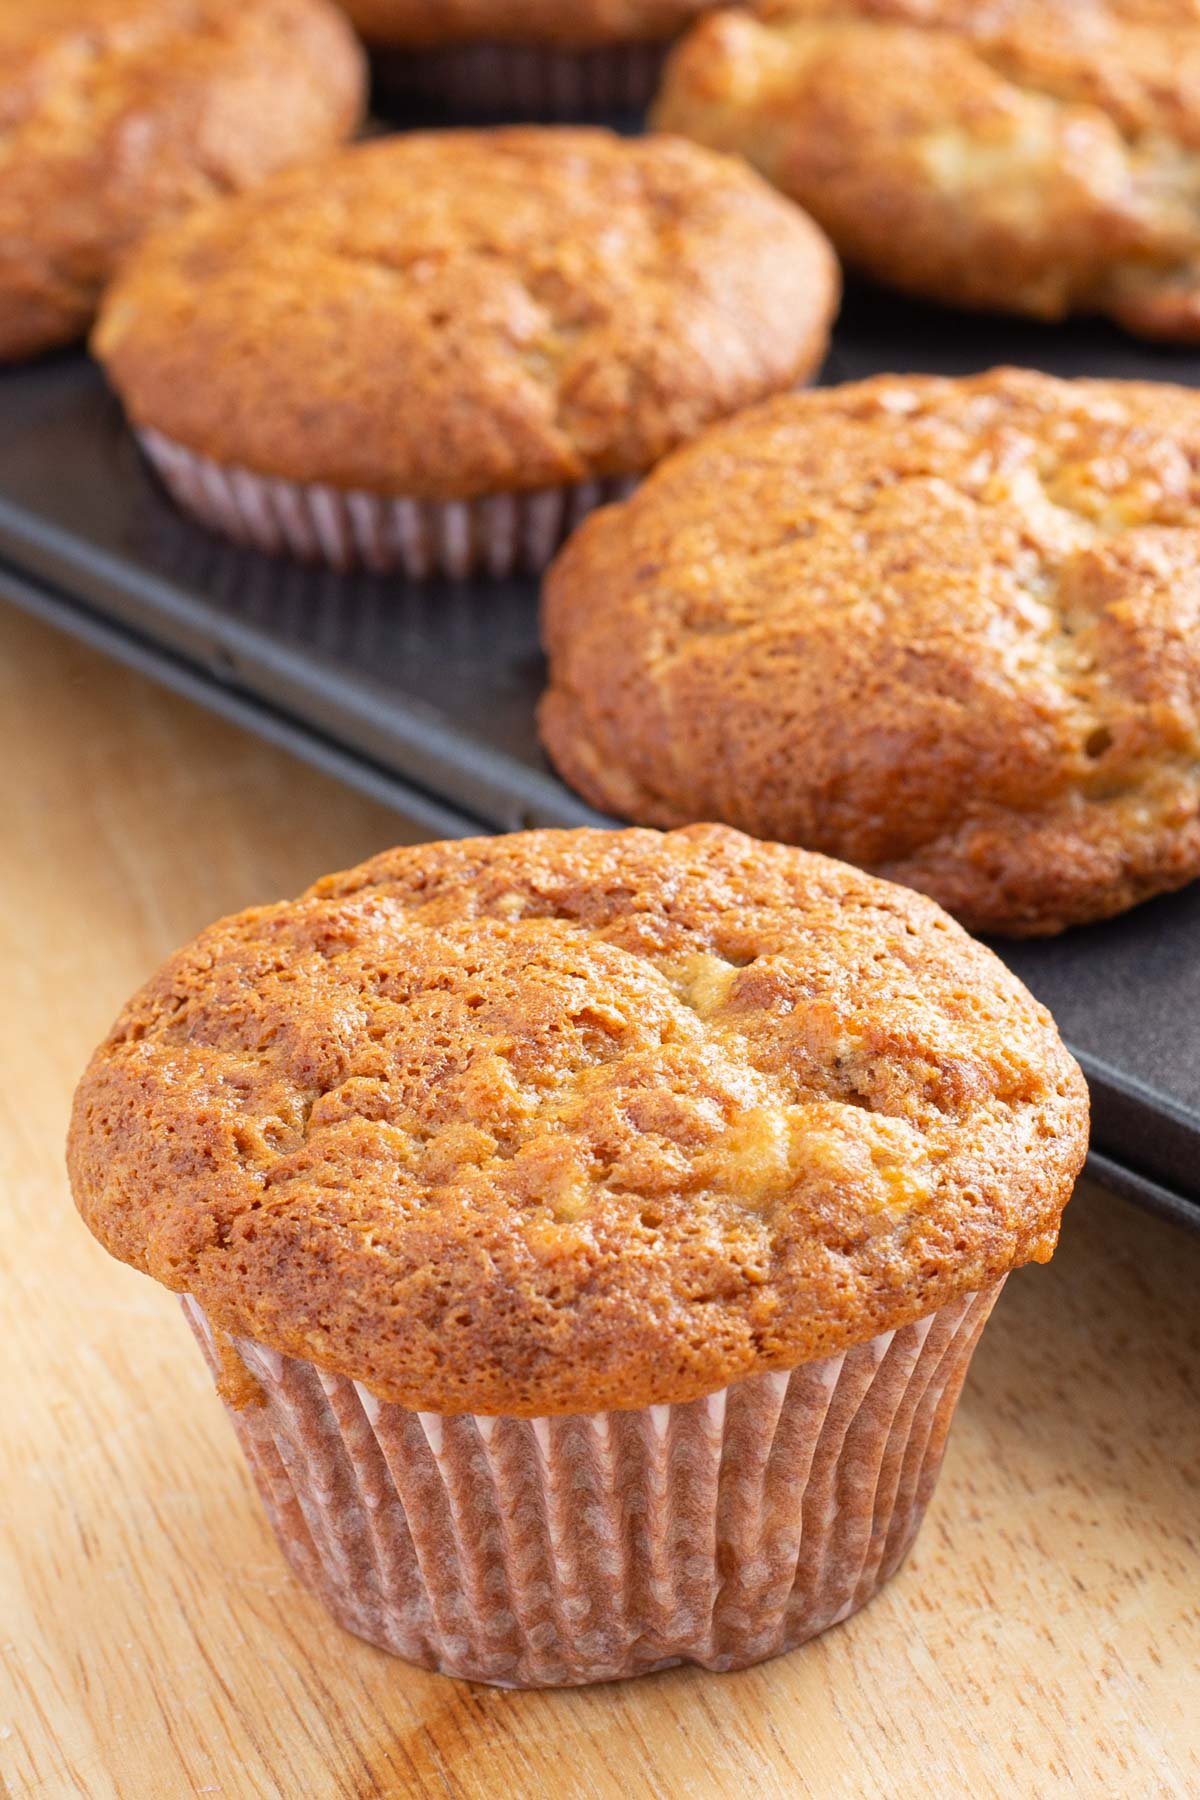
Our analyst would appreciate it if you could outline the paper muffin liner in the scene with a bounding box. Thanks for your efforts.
[183,1280,1001,1687]
[138,429,638,578]
[370,41,669,122]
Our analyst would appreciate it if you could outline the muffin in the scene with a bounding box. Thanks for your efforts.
[541,369,1200,937]
[343,1,716,121]
[0,0,365,363]
[92,128,839,578]
[68,825,1089,1687]
[654,0,1200,340]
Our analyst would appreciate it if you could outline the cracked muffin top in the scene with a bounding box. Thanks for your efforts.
[68,826,1088,1416]
[91,127,838,500]
[0,0,365,362]
[341,0,715,47]
[540,369,1200,937]
[654,0,1200,339]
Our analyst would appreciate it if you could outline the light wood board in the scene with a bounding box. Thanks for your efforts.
[2,606,1198,1800]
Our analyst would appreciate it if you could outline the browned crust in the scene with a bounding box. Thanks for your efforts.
[653,0,1200,340]
[67,825,1088,1417]
[0,0,365,363]
[341,0,714,49]
[91,128,838,500]
[539,369,1200,937]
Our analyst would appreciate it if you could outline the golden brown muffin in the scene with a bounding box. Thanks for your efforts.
[93,129,838,501]
[540,370,1200,937]
[654,0,1200,339]
[0,0,366,363]
[342,0,713,46]
[68,825,1087,1416]
[69,827,1082,1685]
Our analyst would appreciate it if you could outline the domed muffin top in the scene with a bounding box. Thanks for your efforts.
[69,827,1087,1416]
[342,0,714,46]
[541,368,1200,937]
[653,0,1200,338]
[0,0,364,362]
[91,128,838,500]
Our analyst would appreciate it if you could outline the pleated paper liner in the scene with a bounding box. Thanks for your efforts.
[138,429,638,578]
[184,1281,1001,1688]
[369,41,669,123]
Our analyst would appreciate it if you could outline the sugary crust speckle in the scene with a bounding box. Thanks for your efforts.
[654,0,1200,339]
[68,826,1088,1416]
[540,369,1200,937]
[92,128,838,500]
[0,0,365,361]
[342,0,714,48]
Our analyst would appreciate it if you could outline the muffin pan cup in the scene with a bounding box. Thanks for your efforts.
[368,40,669,122]
[138,430,638,580]
[183,1282,1000,1687]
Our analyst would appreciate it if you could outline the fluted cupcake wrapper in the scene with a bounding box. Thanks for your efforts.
[139,429,638,579]
[369,41,669,122]
[183,1282,1001,1688]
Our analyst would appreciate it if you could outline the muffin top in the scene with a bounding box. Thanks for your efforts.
[0,0,365,362]
[341,0,714,48]
[91,128,838,500]
[540,369,1200,937]
[69,826,1088,1417]
[654,0,1200,338]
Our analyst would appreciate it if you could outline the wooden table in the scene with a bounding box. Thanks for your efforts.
[3,604,1198,1800]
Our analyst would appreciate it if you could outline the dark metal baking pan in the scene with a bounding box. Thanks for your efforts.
[1,286,1197,1221]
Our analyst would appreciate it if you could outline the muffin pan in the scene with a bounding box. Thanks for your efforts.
[1,286,1198,1227]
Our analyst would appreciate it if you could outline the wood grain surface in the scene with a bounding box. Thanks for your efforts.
[2,605,1198,1800]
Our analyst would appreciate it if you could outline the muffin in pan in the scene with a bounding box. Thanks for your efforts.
[654,0,1200,341]
[68,825,1088,1686]
[0,0,365,363]
[343,1,716,121]
[92,128,839,578]
[541,368,1200,937]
